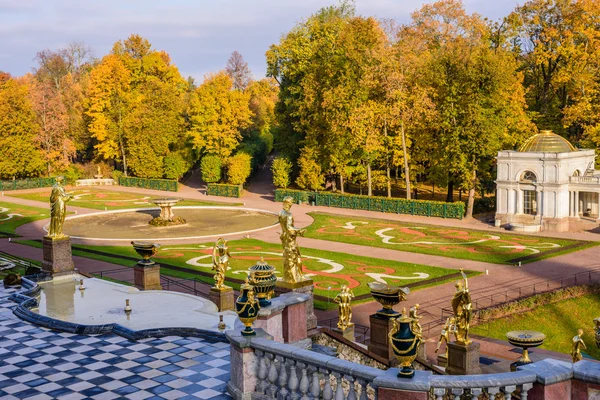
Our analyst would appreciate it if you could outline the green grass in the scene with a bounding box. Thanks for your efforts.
[472,293,600,360]
[7,188,241,210]
[0,201,50,236]
[16,238,465,309]
[304,212,597,265]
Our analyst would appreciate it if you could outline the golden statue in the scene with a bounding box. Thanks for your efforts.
[279,196,307,284]
[334,285,354,330]
[451,269,472,345]
[571,329,587,363]
[47,176,73,239]
[435,317,454,359]
[212,238,230,290]
[409,304,423,337]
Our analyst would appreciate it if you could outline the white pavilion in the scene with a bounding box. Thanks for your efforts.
[495,130,599,232]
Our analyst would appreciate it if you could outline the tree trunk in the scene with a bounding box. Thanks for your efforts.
[367,163,372,197]
[386,160,391,198]
[432,182,435,200]
[395,166,399,180]
[118,108,128,176]
[340,173,345,194]
[459,189,462,201]
[401,120,411,199]
[466,169,477,218]
[446,178,454,202]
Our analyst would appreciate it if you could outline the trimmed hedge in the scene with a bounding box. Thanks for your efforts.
[0,178,56,191]
[119,177,178,192]
[274,189,465,219]
[207,183,243,198]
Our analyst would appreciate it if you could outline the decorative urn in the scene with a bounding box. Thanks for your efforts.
[506,330,546,371]
[248,258,277,307]
[368,282,409,319]
[131,241,161,265]
[594,318,600,350]
[235,278,261,336]
[389,309,421,378]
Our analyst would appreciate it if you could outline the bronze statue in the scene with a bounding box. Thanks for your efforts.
[212,238,230,290]
[334,285,354,330]
[571,329,587,363]
[451,269,472,345]
[48,176,72,239]
[279,196,307,283]
[435,317,454,359]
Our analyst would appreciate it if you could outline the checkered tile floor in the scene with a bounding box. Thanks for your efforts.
[0,284,231,399]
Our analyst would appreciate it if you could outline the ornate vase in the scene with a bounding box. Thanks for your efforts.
[389,313,421,378]
[235,280,261,336]
[368,282,409,319]
[131,241,161,265]
[594,318,600,350]
[248,258,277,307]
[506,330,545,371]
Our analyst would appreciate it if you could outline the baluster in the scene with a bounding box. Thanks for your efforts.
[519,383,533,400]
[277,357,288,400]
[487,387,500,400]
[333,373,344,400]
[471,388,482,400]
[346,376,357,400]
[298,362,309,400]
[502,385,516,400]
[288,361,300,400]
[357,378,368,400]
[321,369,333,400]
[451,388,464,400]
[268,354,279,398]
[256,350,269,394]
[310,368,321,399]
[433,388,446,400]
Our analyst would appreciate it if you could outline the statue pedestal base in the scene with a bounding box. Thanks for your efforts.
[437,354,448,368]
[133,262,162,290]
[42,236,74,276]
[275,279,317,333]
[446,341,481,375]
[333,324,355,342]
[367,314,397,366]
[210,287,234,312]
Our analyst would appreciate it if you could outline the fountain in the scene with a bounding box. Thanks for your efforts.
[149,198,186,226]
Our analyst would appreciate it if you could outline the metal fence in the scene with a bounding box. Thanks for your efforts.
[318,317,370,344]
[0,177,56,191]
[119,177,178,192]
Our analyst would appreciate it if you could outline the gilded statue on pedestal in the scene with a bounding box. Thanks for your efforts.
[435,317,454,359]
[571,329,587,363]
[48,176,73,239]
[409,304,423,337]
[334,285,354,330]
[279,197,307,284]
[451,269,472,345]
[212,238,230,290]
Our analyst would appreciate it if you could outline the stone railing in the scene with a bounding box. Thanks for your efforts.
[569,176,600,185]
[226,332,600,400]
[75,178,116,186]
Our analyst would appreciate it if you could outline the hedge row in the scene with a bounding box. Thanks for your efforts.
[119,177,178,192]
[274,189,465,219]
[207,183,243,198]
[0,178,56,191]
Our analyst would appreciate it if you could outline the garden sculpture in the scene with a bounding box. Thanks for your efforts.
[571,329,587,363]
[409,304,423,337]
[436,317,454,359]
[451,269,472,345]
[279,196,307,284]
[334,285,354,330]
[212,238,230,290]
[48,176,73,239]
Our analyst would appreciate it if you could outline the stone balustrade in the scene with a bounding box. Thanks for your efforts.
[226,331,600,400]
[75,178,116,186]
[569,175,600,185]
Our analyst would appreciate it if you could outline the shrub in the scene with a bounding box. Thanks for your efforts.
[200,155,222,183]
[163,153,188,180]
[271,157,292,188]
[111,169,124,182]
[61,164,84,184]
[296,149,323,191]
[226,153,252,185]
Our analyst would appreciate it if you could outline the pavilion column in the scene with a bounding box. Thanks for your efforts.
[569,191,573,217]
[575,191,580,217]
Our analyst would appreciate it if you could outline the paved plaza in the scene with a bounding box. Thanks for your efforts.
[0,285,231,400]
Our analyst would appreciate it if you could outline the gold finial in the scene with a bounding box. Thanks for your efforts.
[124,299,132,314]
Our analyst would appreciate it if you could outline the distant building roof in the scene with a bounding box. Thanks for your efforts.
[519,130,577,153]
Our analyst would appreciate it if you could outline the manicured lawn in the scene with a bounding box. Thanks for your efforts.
[0,201,49,236]
[472,294,600,360]
[304,212,597,265]
[17,238,466,309]
[7,188,240,210]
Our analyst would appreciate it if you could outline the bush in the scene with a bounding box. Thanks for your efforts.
[111,169,124,182]
[271,157,292,188]
[296,148,323,191]
[200,155,222,183]
[473,196,496,215]
[61,164,84,184]
[163,153,188,180]
[226,153,252,185]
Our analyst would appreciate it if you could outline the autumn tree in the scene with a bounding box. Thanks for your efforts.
[225,51,252,90]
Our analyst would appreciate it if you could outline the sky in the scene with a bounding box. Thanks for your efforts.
[0,0,522,83]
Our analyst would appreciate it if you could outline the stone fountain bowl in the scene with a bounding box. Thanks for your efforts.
[367,282,410,318]
[131,241,161,264]
[506,330,546,348]
[152,198,180,206]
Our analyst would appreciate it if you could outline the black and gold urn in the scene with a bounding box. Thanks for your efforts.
[235,278,261,336]
[368,282,409,319]
[248,258,277,307]
[389,310,421,378]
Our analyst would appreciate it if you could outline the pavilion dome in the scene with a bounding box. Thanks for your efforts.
[518,130,577,153]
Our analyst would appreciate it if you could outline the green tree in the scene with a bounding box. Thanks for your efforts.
[226,153,252,185]
[163,153,188,180]
[271,157,292,188]
[201,155,222,183]
[296,147,324,191]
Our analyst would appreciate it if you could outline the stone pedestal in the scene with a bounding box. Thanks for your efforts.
[368,313,397,365]
[275,280,317,333]
[133,262,162,290]
[210,287,234,312]
[437,354,448,368]
[446,341,481,375]
[333,324,355,342]
[42,236,74,276]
